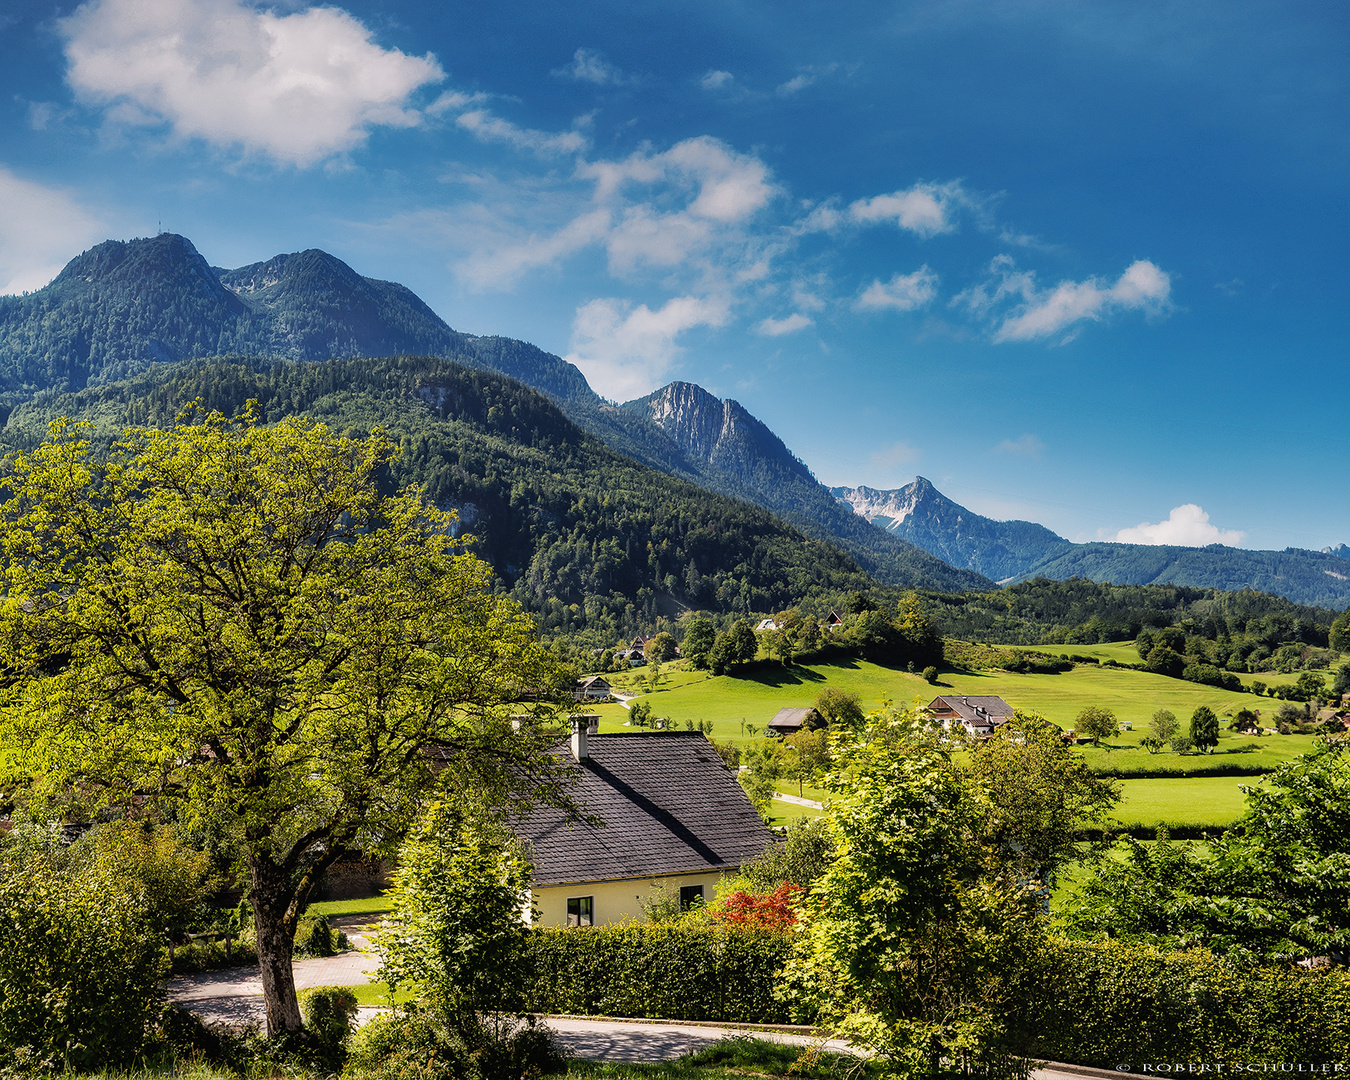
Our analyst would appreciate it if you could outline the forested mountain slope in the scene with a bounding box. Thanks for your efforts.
[0,233,991,594]
[0,356,879,643]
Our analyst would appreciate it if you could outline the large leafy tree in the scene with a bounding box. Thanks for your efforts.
[0,411,571,1035]
[785,706,1045,1079]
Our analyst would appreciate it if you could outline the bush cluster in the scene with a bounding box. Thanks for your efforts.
[1030,937,1350,1067]
[524,923,792,1023]
[0,868,166,1071]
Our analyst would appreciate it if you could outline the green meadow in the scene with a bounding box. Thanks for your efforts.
[1111,776,1253,829]
[594,653,1319,774]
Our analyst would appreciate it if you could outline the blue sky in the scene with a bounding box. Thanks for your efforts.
[1,0,1346,552]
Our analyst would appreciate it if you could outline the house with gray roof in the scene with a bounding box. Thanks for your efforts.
[926,695,1016,738]
[767,707,821,736]
[514,725,774,927]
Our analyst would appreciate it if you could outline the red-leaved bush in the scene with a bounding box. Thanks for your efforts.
[710,883,804,931]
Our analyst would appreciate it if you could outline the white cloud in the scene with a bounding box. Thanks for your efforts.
[59,0,444,166]
[755,312,813,336]
[993,433,1045,457]
[700,70,734,91]
[455,109,588,156]
[775,63,841,97]
[848,181,971,238]
[855,266,939,312]
[582,136,775,223]
[563,294,730,400]
[0,167,108,295]
[1115,504,1245,547]
[993,259,1172,342]
[556,48,629,86]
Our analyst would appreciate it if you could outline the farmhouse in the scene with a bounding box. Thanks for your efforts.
[926,695,1016,738]
[515,723,773,927]
[767,707,822,736]
[573,675,612,701]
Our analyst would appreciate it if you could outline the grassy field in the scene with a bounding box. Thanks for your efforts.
[596,654,1320,772]
[305,896,392,918]
[1111,776,1253,828]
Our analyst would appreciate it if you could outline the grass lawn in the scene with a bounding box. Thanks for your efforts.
[767,800,824,826]
[305,896,392,918]
[1111,776,1253,829]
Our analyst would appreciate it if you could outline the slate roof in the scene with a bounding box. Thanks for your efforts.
[927,696,1016,730]
[767,707,818,733]
[515,732,775,888]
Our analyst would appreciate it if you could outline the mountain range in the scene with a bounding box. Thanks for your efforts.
[834,478,1350,609]
[1,233,1346,611]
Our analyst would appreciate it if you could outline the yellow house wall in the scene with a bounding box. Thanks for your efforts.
[530,871,725,927]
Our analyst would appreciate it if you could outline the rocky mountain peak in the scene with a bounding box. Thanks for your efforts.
[622,381,815,484]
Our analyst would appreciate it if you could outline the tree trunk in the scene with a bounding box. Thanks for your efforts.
[249,860,303,1035]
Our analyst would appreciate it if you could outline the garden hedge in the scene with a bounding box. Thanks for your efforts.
[1031,938,1350,1068]
[524,924,1350,1067]
[524,923,791,1023]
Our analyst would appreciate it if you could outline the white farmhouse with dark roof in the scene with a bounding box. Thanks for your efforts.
[514,725,774,927]
[926,695,1016,738]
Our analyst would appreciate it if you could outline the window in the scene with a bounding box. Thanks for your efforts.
[566,896,593,927]
[679,885,704,910]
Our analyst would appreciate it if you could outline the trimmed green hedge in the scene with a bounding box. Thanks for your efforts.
[1032,938,1350,1068]
[524,923,791,1023]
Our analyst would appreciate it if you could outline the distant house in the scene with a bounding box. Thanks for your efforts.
[926,695,1016,738]
[825,611,844,632]
[767,707,821,736]
[514,726,774,927]
[755,618,780,632]
[573,676,612,702]
[630,635,651,653]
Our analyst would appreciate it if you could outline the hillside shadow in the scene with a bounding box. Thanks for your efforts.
[744,664,828,688]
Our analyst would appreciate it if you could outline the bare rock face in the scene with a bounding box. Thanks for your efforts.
[830,477,1071,582]
[626,381,814,484]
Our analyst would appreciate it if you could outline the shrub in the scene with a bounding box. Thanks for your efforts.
[345,1005,563,1080]
[296,913,348,957]
[525,923,792,1023]
[299,985,357,1065]
[1030,937,1350,1068]
[0,867,166,1070]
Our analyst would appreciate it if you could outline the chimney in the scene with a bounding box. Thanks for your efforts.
[570,715,589,762]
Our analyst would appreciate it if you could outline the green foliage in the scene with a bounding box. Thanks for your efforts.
[0,409,570,1035]
[345,1004,565,1080]
[927,577,1338,650]
[1074,705,1118,745]
[645,631,678,663]
[741,817,836,893]
[297,985,358,1065]
[1064,743,1350,962]
[964,715,1120,885]
[783,705,1045,1078]
[1148,708,1180,743]
[1190,705,1220,753]
[1331,609,1350,652]
[682,618,716,669]
[378,802,533,1021]
[0,865,166,1070]
[1029,937,1350,1068]
[525,924,792,1023]
[813,687,862,727]
[922,665,938,683]
[295,914,346,958]
[708,619,759,675]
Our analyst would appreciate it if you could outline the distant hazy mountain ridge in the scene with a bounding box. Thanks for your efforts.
[832,477,1072,582]
[833,477,1350,609]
